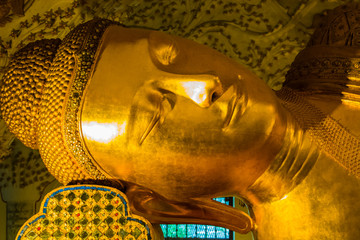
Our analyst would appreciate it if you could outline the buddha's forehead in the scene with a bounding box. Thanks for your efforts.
[99,25,260,97]
[103,25,234,73]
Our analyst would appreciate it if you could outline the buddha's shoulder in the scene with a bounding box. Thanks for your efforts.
[255,152,360,240]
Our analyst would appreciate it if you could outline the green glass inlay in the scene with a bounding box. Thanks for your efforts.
[105,229,115,238]
[167,225,176,238]
[54,193,64,201]
[67,205,76,213]
[105,217,114,225]
[132,227,142,239]
[119,229,129,238]
[197,225,206,238]
[67,231,75,239]
[67,192,76,201]
[177,224,187,238]
[53,230,62,238]
[105,193,115,200]
[93,217,101,225]
[80,231,89,239]
[80,205,89,212]
[39,230,50,239]
[80,192,89,201]
[26,231,37,240]
[161,197,232,239]
[105,205,114,212]
[54,205,62,212]
[93,205,101,213]
[67,217,75,226]
[118,216,127,225]
[93,229,102,238]
[80,218,88,226]
[93,192,102,202]
[54,217,63,225]
[116,205,123,212]
[42,219,50,226]
[18,186,152,240]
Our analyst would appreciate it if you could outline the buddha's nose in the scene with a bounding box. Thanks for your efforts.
[152,72,223,108]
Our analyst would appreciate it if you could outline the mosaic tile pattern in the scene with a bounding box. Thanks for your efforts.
[16,185,153,240]
[160,197,232,239]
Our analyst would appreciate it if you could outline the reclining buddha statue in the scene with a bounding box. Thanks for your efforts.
[1,3,360,240]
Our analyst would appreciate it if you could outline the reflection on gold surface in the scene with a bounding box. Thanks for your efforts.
[165,77,222,107]
[280,195,288,200]
[82,121,126,143]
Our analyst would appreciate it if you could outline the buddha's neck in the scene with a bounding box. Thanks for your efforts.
[247,86,360,239]
[246,92,320,204]
[278,86,360,178]
[253,150,360,240]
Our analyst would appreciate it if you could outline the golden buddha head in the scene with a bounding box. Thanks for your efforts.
[0,19,289,233]
[1,19,286,190]
[80,23,289,201]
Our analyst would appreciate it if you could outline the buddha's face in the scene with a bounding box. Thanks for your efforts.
[81,25,286,201]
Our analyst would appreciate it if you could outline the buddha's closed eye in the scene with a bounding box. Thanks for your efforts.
[128,78,243,145]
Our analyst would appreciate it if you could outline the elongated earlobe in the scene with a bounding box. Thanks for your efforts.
[124,182,255,234]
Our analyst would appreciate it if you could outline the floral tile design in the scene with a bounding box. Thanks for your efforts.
[16,185,153,240]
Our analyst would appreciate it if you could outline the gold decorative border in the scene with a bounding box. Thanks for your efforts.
[38,19,118,184]
[63,19,118,181]
[16,185,154,240]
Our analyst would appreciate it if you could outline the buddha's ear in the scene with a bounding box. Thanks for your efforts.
[148,31,181,66]
[127,84,176,145]
[124,182,255,235]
